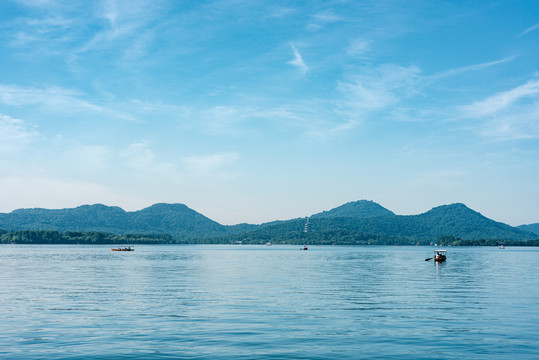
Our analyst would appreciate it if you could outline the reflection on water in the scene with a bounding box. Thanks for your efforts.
[1,245,538,359]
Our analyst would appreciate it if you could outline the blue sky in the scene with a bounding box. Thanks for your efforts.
[1,0,538,226]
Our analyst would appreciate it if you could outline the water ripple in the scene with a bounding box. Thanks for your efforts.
[1,245,538,359]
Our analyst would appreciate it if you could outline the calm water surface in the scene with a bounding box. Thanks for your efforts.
[1,245,538,359]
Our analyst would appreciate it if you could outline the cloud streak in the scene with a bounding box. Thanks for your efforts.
[0,114,39,154]
[518,22,539,37]
[460,78,539,118]
[429,57,516,81]
[338,64,421,112]
[460,78,539,140]
[0,84,135,121]
[288,44,308,74]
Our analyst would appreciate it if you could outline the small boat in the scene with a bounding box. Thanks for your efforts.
[111,246,134,251]
[301,245,308,250]
[266,242,272,246]
[434,250,447,262]
[499,245,505,249]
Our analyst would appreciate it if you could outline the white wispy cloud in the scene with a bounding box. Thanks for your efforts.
[198,106,258,137]
[198,105,306,137]
[0,84,80,106]
[475,108,539,140]
[0,84,135,121]
[346,38,371,56]
[312,10,341,24]
[269,7,296,18]
[7,2,82,56]
[288,44,308,74]
[0,113,39,154]
[338,64,421,112]
[121,140,161,171]
[9,0,161,65]
[460,78,539,117]
[306,24,322,32]
[115,140,184,189]
[429,56,515,80]
[14,0,63,9]
[181,152,239,178]
[197,101,362,141]
[103,0,119,28]
[77,0,161,56]
[460,78,539,140]
[306,9,341,31]
[194,63,423,141]
[68,145,112,175]
[304,119,360,140]
[518,22,539,37]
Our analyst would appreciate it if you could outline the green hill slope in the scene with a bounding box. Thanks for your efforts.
[217,203,534,243]
[311,200,395,218]
[0,203,228,239]
[0,201,534,243]
[517,223,539,236]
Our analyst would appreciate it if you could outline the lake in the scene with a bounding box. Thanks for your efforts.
[1,245,538,359]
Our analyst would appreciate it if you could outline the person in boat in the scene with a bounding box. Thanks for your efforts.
[434,250,446,262]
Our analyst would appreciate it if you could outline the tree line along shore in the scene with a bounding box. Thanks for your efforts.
[1,229,538,246]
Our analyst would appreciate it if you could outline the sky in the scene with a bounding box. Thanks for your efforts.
[0,0,538,226]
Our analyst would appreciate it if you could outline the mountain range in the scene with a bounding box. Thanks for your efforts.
[0,200,536,242]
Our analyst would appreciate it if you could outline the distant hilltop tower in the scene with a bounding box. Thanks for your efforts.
[304,217,311,233]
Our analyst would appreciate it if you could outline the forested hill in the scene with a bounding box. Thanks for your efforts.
[517,223,539,236]
[393,203,533,240]
[211,203,535,244]
[0,203,230,239]
[0,201,535,242]
[310,200,395,218]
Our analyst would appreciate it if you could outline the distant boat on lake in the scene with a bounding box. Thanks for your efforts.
[425,249,447,262]
[499,245,505,249]
[111,247,134,251]
[301,245,308,250]
[434,250,446,262]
